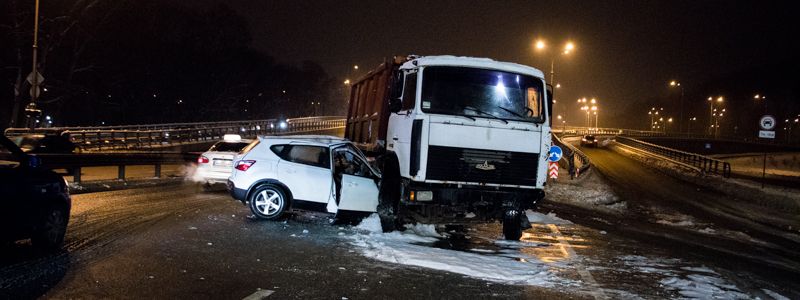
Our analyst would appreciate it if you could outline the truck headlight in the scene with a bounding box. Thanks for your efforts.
[416,191,433,201]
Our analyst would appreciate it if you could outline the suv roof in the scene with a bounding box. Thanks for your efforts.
[257,135,348,147]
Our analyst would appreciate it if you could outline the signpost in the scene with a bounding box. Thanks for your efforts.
[548,146,562,180]
[758,115,776,188]
[549,162,559,179]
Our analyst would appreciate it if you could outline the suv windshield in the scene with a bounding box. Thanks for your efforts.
[420,66,544,123]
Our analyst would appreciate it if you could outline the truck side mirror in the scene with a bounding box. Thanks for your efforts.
[389,98,402,113]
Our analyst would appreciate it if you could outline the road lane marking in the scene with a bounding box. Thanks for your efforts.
[547,224,608,300]
[242,289,274,300]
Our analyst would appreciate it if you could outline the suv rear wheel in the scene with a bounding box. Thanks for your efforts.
[249,184,288,220]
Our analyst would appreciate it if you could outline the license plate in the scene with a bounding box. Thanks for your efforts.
[214,160,232,167]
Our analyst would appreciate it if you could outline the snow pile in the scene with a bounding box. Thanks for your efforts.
[347,224,568,287]
[354,213,382,233]
[526,210,573,225]
[544,171,626,212]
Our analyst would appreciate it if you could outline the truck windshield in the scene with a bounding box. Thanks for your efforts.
[420,66,544,123]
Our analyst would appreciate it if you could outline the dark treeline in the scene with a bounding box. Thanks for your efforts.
[1,0,340,128]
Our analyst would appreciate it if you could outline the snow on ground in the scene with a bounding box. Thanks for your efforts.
[762,289,790,300]
[526,210,573,225]
[545,169,626,213]
[348,215,574,287]
[619,255,751,299]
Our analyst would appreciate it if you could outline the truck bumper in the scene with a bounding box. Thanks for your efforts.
[399,181,544,223]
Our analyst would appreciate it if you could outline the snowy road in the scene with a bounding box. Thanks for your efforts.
[1,178,797,299]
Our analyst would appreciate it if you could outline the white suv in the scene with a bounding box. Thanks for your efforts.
[227,135,380,220]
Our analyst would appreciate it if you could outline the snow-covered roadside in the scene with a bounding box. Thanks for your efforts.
[617,255,787,300]
[544,169,626,213]
[347,215,574,287]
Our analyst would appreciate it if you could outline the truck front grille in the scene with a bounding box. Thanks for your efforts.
[425,145,539,186]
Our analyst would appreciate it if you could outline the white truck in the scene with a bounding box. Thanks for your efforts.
[345,55,553,239]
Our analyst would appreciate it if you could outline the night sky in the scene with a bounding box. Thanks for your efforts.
[196,0,798,128]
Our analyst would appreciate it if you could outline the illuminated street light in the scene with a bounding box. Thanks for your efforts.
[668,80,685,134]
[535,39,576,84]
[353,65,359,70]
[707,96,724,137]
[344,79,351,85]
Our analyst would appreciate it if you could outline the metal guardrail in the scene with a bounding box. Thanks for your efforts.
[5,116,346,151]
[616,136,731,178]
[34,152,195,183]
[552,134,591,177]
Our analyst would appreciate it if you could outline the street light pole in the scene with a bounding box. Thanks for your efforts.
[26,0,42,130]
[669,81,685,134]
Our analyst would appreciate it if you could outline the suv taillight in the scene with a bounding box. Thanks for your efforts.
[235,160,256,171]
[197,156,209,164]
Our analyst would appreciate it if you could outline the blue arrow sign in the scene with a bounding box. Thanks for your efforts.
[548,145,563,162]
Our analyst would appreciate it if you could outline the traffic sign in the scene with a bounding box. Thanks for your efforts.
[759,115,776,130]
[26,71,44,85]
[759,130,775,139]
[548,145,563,162]
[548,162,559,179]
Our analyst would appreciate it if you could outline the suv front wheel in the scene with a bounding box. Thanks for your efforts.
[32,204,69,250]
[249,184,288,220]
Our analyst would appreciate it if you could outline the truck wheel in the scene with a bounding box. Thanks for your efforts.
[32,204,69,251]
[502,211,524,240]
[378,156,401,232]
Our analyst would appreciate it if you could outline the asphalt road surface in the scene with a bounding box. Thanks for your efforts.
[1,164,798,299]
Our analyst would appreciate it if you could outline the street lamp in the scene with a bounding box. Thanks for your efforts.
[754,94,767,115]
[708,96,723,137]
[669,80,685,134]
[534,39,576,84]
[667,117,673,134]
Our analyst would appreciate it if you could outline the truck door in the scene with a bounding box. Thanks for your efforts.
[387,71,418,178]
[333,148,378,212]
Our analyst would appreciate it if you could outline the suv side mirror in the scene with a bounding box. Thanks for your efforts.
[26,155,42,168]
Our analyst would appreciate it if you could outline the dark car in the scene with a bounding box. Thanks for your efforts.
[1,135,71,250]
[11,134,77,154]
[580,135,597,147]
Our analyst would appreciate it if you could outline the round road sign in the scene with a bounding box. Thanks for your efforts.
[548,145,563,162]
[759,115,776,130]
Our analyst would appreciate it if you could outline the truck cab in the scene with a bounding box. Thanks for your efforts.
[345,55,552,240]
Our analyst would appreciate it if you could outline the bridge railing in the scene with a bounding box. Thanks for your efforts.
[616,136,731,178]
[5,116,346,151]
[552,134,591,177]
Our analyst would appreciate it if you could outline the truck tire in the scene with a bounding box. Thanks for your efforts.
[502,211,524,240]
[378,156,401,232]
